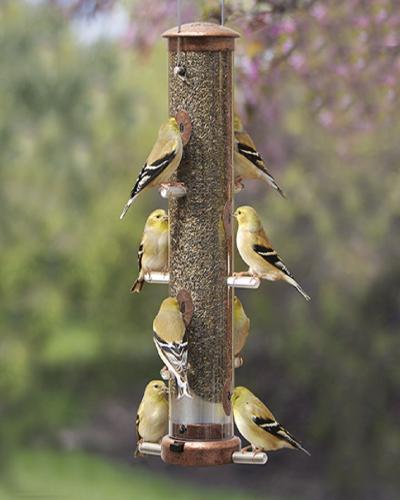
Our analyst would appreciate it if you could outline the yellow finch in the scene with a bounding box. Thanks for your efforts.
[233,296,250,365]
[135,380,168,455]
[120,117,183,219]
[232,386,310,455]
[234,114,285,197]
[234,206,310,301]
[153,297,191,399]
[130,209,169,293]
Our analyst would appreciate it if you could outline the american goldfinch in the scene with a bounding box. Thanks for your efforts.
[234,114,285,197]
[153,297,191,399]
[135,379,168,455]
[232,386,310,455]
[130,208,169,293]
[233,296,250,366]
[120,118,183,219]
[234,206,310,301]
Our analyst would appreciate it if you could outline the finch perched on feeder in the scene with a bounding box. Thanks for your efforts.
[233,296,250,367]
[130,209,169,293]
[234,206,310,301]
[135,380,168,455]
[234,114,285,197]
[120,117,183,219]
[153,297,191,399]
[232,386,310,455]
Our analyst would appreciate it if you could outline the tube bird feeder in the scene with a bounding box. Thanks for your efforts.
[160,22,241,466]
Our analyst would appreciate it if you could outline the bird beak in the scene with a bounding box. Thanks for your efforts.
[162,215,169,222]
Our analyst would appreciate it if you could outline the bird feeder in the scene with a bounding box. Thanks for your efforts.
[137,21,267,467]
[163,21,239,466]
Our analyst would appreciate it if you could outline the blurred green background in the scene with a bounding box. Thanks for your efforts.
[1,1,399,499]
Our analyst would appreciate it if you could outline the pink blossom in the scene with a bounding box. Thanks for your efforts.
[355,58,365,70]
[384,33,399,48]
[335,65,349,78]
[310,3,327,22]
[319,109,333,127]
[289,52,306,71]
[238,57,260,83]
[383,74,396,87]
[282,39,295,53]
[375,9,387,23]
[354,16,369,29]
[280,17,296,35]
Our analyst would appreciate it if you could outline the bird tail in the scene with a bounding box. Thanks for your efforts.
[287,276,311,301]
[130,278,144,293]
[295,442,311,456]
[282,429,311,456]
[275,184,286,199]
[120,195,137,220]
[261,171,286,199]
[176,376,192,399]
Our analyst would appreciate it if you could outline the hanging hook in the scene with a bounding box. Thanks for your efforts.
[177,0,182,33]
[174,0,189,84]
[220,0,225,25]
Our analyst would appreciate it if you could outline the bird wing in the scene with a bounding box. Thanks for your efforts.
[136,400,144,442]
[250,397,290,442]
[235,131,265,168]
[153,309,186,343]
[153,332,188,379]
[251,396,276,421]
[252,414,309,453]
[147,134,179,166]
[252,243,293,278]
[120,133,180,219]
[252,415,294,443]
[137,242,144,273]
[129,147,177,200]
[249,396,309,454]
[235,131,285,197]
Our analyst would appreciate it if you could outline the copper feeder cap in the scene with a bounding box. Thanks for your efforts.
[163,22,240,51]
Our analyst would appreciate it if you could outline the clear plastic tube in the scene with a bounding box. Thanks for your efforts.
[167,37,235,442]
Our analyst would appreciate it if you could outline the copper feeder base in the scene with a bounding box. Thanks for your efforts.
[161,436,241,467]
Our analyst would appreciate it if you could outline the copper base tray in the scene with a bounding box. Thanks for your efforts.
[161,435,241,467]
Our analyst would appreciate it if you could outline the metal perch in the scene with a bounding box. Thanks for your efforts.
[144,272,261,289]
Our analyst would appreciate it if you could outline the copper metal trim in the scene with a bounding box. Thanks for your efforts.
[167,38,235,52]
[163,22,240,38]
[176,289,193,328]
[161,435,241,467]
[175,110,192,146]
[164,22,239,52]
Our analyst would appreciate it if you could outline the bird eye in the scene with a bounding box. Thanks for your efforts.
[238,210,241,215]
[154,384,159,388]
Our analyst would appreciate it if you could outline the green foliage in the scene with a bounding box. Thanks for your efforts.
[1,449,259,500]
[0,0,167,435]
[1,2,400,500]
